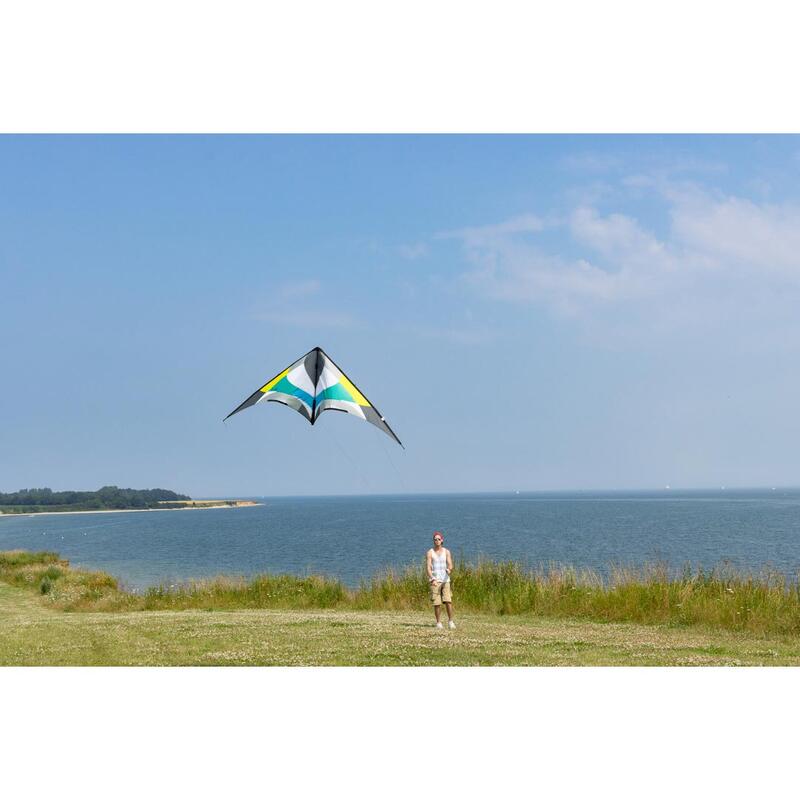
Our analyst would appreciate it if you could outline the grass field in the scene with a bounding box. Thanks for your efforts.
[3,551,800,665]
[4,581,800,665]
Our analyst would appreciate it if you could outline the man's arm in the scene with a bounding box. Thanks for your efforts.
[446,548,453,575]
[426,549,434,582]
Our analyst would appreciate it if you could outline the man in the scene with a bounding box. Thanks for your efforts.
[426,531,455,629]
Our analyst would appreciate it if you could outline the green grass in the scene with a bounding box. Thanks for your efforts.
[0,550,62,567]
[0,550,120,610]
[0,551,800,636]
[4,550,800,638]
[4,550,800,665]
[140,574,348,611]
[3,579,800,665]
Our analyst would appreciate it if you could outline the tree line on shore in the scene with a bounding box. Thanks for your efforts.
[0,486,191,513]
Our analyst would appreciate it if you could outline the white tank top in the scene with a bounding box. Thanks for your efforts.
[431,548,449,582]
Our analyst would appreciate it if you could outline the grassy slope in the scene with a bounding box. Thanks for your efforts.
[3,581,800,666]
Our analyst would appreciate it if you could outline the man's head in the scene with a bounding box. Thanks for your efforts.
[433,531,444,547]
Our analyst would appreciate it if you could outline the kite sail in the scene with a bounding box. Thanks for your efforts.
[224,347,403,447]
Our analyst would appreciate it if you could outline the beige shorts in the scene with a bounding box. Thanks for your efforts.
[430,580,452,605]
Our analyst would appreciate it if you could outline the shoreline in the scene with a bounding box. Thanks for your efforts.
[0,501,262,518]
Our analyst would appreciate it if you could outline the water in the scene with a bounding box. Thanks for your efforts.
[2,489,800,589]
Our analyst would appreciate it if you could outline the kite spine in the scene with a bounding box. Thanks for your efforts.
[310,347,319,425]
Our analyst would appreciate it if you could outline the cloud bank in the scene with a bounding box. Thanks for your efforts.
[447,181,800,344]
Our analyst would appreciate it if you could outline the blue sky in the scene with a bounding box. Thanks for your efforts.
[3,135,800,496]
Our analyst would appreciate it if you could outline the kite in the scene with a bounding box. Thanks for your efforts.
[224,346,403,447]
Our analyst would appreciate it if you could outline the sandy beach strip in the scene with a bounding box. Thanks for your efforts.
[0,501,262,518]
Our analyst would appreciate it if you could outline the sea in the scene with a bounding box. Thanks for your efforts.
[2,489,800,590]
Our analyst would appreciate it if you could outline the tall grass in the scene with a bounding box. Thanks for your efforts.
[4,550,800,636]
[0,550,61,568]
[0,550,120,609]
[141,574,347,611]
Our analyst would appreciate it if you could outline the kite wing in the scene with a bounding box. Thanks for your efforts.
[224,348,318,423]
[224,347,403,448]
[313,348,403,447]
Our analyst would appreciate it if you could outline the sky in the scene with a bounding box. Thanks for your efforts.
[3,134,800,496]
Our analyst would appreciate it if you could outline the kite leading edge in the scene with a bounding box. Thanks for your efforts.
[224,347,404,448]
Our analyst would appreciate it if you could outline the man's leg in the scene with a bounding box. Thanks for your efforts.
[431,581,442,624]
[442,582,454,624]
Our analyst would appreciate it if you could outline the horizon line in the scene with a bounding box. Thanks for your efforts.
[195,484,800,500]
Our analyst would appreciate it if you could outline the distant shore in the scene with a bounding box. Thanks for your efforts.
[0,500,261,518]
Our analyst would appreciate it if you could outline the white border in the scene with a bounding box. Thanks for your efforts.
[2,1,799,131]
[1,667,797,798]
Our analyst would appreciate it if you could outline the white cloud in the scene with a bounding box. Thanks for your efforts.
[570,207,662,262]
[447,181,800,344]
[274,279,322,299]
[669,192,800,277]
[398,242,428,260]
[460,207,686,310]
[441,213,551,247]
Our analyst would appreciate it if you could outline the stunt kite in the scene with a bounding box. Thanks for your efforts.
[224,346,403,447]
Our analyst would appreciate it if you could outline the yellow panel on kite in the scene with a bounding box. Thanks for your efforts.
[260,367,290,394]
[338,373,370,406]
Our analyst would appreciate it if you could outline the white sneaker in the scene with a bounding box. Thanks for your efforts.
[448,620,456,630]
[435,622,443,629]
